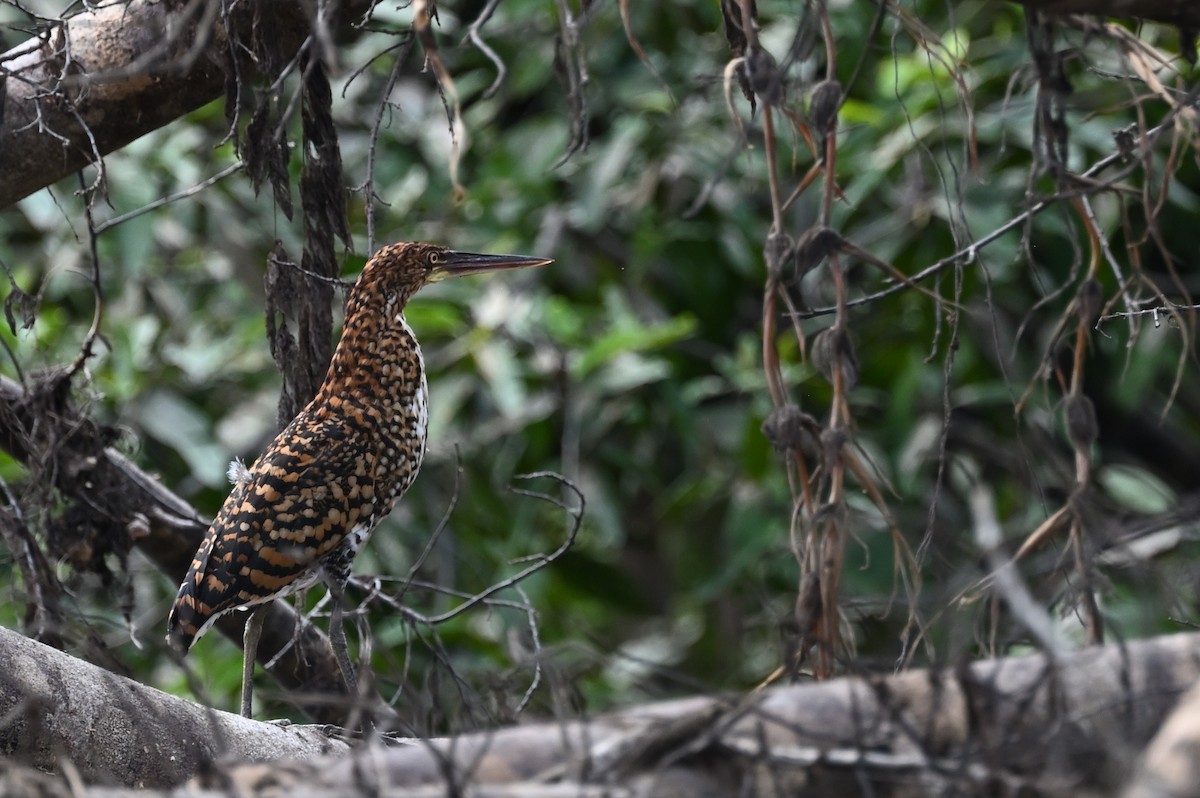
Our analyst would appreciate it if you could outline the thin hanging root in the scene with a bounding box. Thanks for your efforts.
[776,106,848,207]
[843,443,921,606]
[753,664,787,692]
[618,0,676,105]
[842,444,900,533]
[762,279,786,406]
[1013,503,1071,563]
[957,504,1071,605]
[780,159,829,214]
[1017,197,1102,415]
[413,0,466,201]
[817,517,845,678]
[777,106,822,162]
[1069,514,1104,644]
[723,57,748,142]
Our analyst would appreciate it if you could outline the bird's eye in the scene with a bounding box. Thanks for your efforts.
[427,252,441,266]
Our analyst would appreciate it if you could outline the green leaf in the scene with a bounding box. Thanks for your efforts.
[574,315,697,378]
[136,391,228,488]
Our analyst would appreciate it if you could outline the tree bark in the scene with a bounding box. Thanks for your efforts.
[5,625,1196,797]
[217,631,1199,796]
[1123,677,1200,798]
[0,0,312,209]
[0,626,349,788]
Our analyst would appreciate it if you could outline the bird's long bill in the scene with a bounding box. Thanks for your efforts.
[432,250,552,279]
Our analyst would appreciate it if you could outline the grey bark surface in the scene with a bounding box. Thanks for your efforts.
[5,627,1198,796]
[0,626,349,789]
[219,631,1198,796]
[1123,676,1200,798]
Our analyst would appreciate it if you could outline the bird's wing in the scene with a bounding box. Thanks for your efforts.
[167,414,377,650]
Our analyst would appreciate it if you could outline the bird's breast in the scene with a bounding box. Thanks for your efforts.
[373,322,429,506]
[336,315,430,510]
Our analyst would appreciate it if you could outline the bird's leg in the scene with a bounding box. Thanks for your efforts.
[325,572,378,738]
[327,582,358,694]
[241,603,270,717]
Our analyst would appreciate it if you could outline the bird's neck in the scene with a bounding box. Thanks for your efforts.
[313,305,427,417]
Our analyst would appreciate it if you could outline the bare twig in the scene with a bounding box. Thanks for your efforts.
[795,113,1185,319]
[93,162,244,234]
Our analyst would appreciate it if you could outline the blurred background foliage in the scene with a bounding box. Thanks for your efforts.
[2,0,1200,727]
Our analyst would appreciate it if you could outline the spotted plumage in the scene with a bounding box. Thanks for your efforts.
[166,243,551,667]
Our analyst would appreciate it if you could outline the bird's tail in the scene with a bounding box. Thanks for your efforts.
[166,535,219,654]
[166,587,204,654]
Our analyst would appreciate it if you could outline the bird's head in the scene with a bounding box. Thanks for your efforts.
[355,242,552,312]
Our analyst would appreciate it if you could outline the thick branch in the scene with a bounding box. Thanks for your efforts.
[0,626,349,788]
[0,0,312,209]
[2,626,1199,794]
[0,373,356,723]
[217,632,1200,797]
